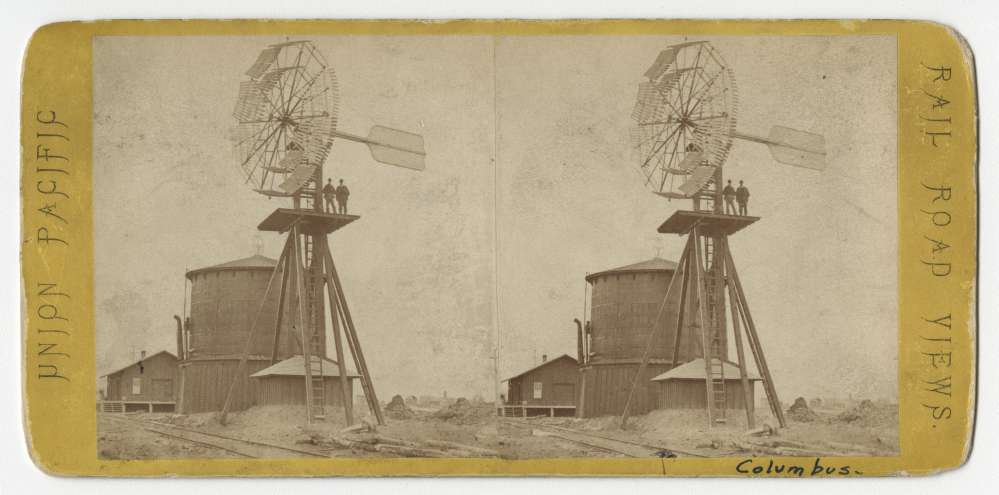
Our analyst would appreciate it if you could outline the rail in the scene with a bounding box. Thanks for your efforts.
[101,413,327,459]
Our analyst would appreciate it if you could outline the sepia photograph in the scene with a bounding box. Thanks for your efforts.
[93,34,899,460]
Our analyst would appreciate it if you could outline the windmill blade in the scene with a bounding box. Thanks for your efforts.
[245,46,282,79]
[278,163,317,193]
[733,126,827,170]
[676,151,704,172]
[643,41,709,80]
[677,165,717,197]
[332,125,426,171]
[644,48,678,80]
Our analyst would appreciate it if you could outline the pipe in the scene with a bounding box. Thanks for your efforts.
[574,318,584,364]
[173,315,184,361]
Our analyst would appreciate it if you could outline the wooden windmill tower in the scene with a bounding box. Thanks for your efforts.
[620,41,826,428]
[219,40,426,426]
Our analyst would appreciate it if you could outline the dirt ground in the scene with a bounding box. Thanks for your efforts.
[97,398,898,460]
[529,400,899,457]
[99,415,242,459]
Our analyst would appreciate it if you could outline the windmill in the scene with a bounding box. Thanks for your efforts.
[219,40,426,426]
[620,40,826,428]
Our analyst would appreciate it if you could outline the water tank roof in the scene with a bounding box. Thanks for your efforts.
[650,359,761,381]
[585,257,678,282]
[250,355,359,378]
[186,254,277,279]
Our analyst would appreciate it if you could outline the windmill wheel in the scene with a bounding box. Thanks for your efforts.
[231,40,340,197]
[630,41,738,197]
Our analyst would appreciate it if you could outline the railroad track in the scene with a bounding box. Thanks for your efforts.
[499,417,707,458]
[102,414,327,459]
[103,413,704,460]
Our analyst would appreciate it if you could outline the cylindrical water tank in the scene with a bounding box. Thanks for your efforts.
[585,257,682,363]
[185,254,298,359]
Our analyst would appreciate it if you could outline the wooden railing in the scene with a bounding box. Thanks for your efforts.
[497,403,576,417]
[97,400,176,413]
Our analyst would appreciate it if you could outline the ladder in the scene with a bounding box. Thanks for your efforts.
[708,331,727,423]
[300,233,326,422]
[306,332,326,420]
[702,236,727,423]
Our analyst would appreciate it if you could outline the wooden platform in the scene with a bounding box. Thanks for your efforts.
[258,208,359,234]
[658,210,759,236]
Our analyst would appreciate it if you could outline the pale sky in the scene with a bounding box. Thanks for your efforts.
[94,34,897,402]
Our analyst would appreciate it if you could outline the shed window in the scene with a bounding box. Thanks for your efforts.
[533,381,543,399]
[131,377,142,395]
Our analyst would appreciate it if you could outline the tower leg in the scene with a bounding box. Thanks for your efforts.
[319,235,354,425]
[219,234,293,425]
[691,227,719,426]
[723,245,786,427]
[291,226,327,424]
[721,238,756,429]
[619,234,692,427]
[669,238,694,371]
[323,247,386,425]
[269,252,292,365]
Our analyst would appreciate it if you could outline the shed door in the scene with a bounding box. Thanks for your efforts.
[108,377,120,400]
[553,383,575,404]
[152,379,173,401]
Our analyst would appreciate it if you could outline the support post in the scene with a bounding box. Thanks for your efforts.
[724,246,787,427]
[691,227,717,426]
[722,238,755,429]
[619,235,691,427]
[669,240,694,371]
[269,253,292,365]
[291,226,317,424]
[320,235,354,426]
[219,235,292,425]
[324,247,386,425]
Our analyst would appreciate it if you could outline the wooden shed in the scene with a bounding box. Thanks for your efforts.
[650,359,760,411]
[250,355,359,408]
[100,350,179,413]
[500,354,578,417]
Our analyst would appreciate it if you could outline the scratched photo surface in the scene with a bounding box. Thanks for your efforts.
[92,34,898,460]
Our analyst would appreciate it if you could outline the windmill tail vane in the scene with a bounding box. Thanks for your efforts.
[331,126,427,171]
[731,127,827,171]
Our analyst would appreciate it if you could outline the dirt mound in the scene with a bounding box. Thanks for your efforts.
[433,397,493,425]
[835,400,897,427]
[385,394,415,419]
[786,397,819,423]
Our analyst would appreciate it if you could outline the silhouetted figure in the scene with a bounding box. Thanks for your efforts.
[335,179,350,214]
[722,180,737,215]
[736,180,750,216]
[322,179,336,213]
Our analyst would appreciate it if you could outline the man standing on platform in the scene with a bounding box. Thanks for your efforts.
[736,180,750,216]
[322,178,336,213]
[722,180,737,215]
[335,179,350,214]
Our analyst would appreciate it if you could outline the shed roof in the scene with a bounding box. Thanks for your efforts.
[186,254,277,279]
[650,359,761,382]
[100,350,178,378]
[503,354,577,382]
[250,355,360,378]
[586,257,678,282]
